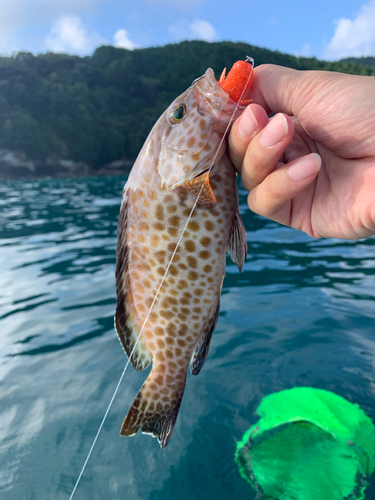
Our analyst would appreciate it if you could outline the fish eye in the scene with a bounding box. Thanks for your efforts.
[172,105,186,122]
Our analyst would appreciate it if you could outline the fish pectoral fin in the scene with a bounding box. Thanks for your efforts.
[121,365,187,449]
[227,209,247,273]
[190,301,220,375]
[174,172,217,209]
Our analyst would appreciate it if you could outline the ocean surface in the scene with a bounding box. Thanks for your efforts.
[1,175,375,500]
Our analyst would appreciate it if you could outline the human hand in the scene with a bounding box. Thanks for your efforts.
[228,64,375,239]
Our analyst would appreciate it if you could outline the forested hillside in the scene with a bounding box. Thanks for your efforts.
[1,40,374,178]
[340,56,375,68]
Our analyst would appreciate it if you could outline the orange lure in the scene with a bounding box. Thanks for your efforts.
[219,57,254,105]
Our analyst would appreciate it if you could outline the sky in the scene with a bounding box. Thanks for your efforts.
[1,0,375,61]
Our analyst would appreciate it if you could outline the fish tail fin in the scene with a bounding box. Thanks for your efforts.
[120,365,186,448]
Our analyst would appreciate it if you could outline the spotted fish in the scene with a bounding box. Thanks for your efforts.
[115,59,253,448]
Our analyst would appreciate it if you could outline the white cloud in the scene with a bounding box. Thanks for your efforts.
[190,19,216,41]
[323,0,375,60]
[45,15,106,55]
[0,0,99,54]
[0,32,18,55]
[113,29,138,50]
[295,43,311,57]
[168,19,217,42]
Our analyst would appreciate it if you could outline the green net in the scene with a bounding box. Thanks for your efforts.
[235,388,375,500]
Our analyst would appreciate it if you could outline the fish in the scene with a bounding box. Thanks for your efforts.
[115,59,254,448]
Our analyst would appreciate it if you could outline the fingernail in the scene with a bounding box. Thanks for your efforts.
[288,153,322,181]
[238,106,258,139]
[260,114,288,148]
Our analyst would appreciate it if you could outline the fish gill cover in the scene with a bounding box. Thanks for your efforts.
[235,387,375,500]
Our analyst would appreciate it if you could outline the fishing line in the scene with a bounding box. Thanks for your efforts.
[69,59,253,499]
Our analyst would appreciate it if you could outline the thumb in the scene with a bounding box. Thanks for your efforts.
[248,64,305,116]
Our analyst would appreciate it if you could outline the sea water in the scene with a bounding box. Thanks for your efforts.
[1,176,375,499]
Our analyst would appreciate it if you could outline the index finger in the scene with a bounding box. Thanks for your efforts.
[228,103,269,172]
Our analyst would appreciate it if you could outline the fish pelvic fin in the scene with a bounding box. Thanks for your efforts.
[227,209,247,273]
[121,365,187,449]
[115,190,152,372]
[190,301,220,376]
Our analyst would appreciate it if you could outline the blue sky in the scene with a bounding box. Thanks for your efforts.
[1,0,375,61]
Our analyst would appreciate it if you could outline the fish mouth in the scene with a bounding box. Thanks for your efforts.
[200,92,225,111]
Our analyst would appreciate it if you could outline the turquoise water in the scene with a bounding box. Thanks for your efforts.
[1,176,375,500]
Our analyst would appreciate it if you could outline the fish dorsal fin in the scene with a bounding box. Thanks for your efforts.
[227,210,247,273]
[178,172,217,208]
[190,301,220,375]
[115,190,152,372]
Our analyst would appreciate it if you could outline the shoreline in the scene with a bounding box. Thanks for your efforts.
[0,153,133,182]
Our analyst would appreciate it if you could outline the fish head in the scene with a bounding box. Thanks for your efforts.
[157,68,243,190]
